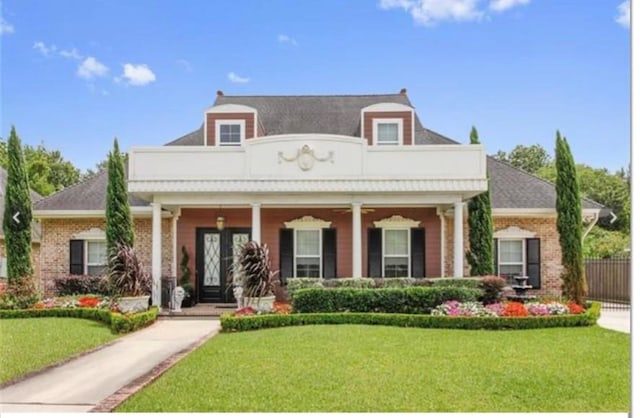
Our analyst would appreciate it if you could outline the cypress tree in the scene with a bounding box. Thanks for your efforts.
[555,131,587,305]
[466,126,494,275]
[105,138,134,260]
[2,126,33,282]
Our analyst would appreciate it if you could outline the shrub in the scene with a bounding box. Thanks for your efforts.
[374,277,416,288]
[286,278,324,293]
[109,245,151,297]
[323,278,375,288]
[426,277,483,288]
[479,275,506,304]
[53,275,107,296]
[234,241,277,298]
[291,286,483,314]
[220,302,601,332]
[0,278,39,310]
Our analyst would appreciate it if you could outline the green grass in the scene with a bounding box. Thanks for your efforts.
[0,318,119,384]
[118,325,630,412]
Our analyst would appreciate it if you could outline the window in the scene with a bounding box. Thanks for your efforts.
[497,239,525,282]
[373,118,403,145]
[295,229,321,278]
[383,229,410,277]
[216,120,245,146]
[0,256,7,278]
[86,241,107,276]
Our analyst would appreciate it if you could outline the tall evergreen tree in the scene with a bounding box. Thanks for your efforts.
[554,131,587,305]
[2,127,33,282]
[466,126,494,275]
[105,138,134,260]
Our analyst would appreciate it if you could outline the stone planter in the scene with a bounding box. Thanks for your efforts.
[243,295,276,313]
[118,295,150,314]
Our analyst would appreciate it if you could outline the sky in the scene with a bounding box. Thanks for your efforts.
[0,0,631,173]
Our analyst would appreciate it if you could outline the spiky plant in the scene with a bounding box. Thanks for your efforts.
[109,244,151,297]
[237,241,277,298]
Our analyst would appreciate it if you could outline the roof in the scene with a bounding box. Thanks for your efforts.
[35,92,604,213]
[0,167,43,241]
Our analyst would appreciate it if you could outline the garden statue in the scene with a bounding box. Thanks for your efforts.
[172,286,185,312]
[233,286,244,309]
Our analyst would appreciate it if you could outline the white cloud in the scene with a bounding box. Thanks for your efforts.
[489,0,529,12]
[121,63,156,86]
[176,58,192,72]
[616,1,630,28]
[278,34,298,46]
[33,41,57,56]
[227,71,250,83]
[0,18,14,35]
[77,56,109,79]
[380,0,530,25]
[379,0,484,25]
[59,48,83,60]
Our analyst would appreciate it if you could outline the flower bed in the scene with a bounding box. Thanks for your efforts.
[0,294,157,334]
[431,300,582,318]
[220,302,600,332]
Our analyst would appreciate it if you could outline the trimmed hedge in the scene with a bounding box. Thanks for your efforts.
[285,278,324,293]
[426,277,482,288]
[0,307,158,334]
[374,278,416,288]
[292,287,483,314]
[323,278,376,288]
[53,275,108,296]
[221,302,601,332]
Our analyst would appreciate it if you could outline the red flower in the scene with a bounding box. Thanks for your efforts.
[272,302,292,315]
[34,301,45,310]
[78,296,100,308]
[567,302,585,314]
[502,302,528,317]
[235,306,256,317]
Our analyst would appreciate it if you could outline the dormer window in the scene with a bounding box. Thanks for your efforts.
[216,120,245,146]
[373,118,403,145]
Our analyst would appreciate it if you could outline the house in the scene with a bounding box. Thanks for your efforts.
[0,167,43,284]
[33,90,604,305]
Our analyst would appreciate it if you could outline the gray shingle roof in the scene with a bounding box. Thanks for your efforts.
[34,92,604,212]
[0,167,43,241]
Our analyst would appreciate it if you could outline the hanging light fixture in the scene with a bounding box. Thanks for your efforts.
[216,216,225,230]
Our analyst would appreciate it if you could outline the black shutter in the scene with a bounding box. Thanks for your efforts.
[368,228,382,278]
[493,239,499,277]
[70,240,84,275]
[322,228,337,278]
[411,228,425,278]
[526,238,541,289]
[279,229,294,281]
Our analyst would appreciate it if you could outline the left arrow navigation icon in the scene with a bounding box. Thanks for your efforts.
[12,212,20,224]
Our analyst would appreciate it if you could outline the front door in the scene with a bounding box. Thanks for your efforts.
[196,228,250,303]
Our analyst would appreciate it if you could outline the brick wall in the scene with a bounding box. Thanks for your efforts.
[39,218,172,295]
[0,240,40,291]
[444,214,563,296]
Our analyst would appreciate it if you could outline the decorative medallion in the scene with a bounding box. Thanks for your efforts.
[278,144,334,171]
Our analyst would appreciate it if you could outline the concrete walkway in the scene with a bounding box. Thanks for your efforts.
[598,308,631,334]
[0,318,221,413]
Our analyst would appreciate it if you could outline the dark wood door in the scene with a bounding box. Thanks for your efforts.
[196,228,250,303]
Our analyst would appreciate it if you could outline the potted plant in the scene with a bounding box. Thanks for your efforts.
[233,240,278,313]
[179,246,196,308]
[109,244,151,313]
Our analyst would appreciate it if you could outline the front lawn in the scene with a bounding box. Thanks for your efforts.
[118,325,630,412]
[0,317,119,384]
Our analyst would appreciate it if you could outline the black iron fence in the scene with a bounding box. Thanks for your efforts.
[585,257,630,310]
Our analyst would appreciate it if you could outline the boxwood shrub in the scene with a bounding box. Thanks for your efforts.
[323,278,376,288]
[220,302,601,332]
[285,278,324,293]
[426,277,483,288]
[0,307,158,334]
[291,286,483,314]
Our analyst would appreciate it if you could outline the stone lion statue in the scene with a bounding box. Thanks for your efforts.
[172,286,185,312]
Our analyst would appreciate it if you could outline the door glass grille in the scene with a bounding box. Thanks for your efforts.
[204,233,221,286]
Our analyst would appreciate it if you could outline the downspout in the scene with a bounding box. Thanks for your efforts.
[437,207,446,277]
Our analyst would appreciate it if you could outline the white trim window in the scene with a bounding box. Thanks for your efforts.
[294,229,322,278]
[216,120,245,146]
[86,240,108,276]
[496,239,525,279]
[373,118,403,146]
[383,229,410,277]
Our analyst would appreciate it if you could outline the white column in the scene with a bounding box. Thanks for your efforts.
[171,209,181,278]
[151,202,162,307]
[251,203,261,244]
[453,201,464,277]
[352,203,362,278]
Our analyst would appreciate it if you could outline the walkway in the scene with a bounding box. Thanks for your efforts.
[0,319,220,413]
[598,308,631,334]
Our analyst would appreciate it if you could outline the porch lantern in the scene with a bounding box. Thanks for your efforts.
[216,216,225,230]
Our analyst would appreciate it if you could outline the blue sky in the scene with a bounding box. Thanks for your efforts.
[0,0,630,172]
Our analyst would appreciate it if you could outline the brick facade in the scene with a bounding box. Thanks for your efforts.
[39,218,172,295]
[0,240,40,291]
[444,214,562,296]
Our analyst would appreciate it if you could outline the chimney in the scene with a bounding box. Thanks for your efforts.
[399,88,407,95]
[216,90,224,97]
